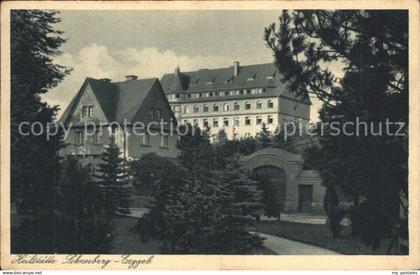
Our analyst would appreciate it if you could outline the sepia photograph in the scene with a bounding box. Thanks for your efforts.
[1,0,419,270]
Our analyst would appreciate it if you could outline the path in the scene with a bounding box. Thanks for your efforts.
[257,232,340,255]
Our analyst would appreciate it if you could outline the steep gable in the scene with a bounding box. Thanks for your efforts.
[65,83,109,125]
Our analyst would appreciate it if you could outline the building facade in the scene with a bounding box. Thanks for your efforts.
[239,148,325,212]
[161,62,311,140]
[59,75,178,169]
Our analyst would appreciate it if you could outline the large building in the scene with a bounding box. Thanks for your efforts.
[59,75,178,169]
[161,62,311,140]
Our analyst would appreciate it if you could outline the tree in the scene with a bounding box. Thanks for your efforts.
[57,156,113,253]
[11,10,71,252]
[253,174,282,220]
[177,123,226,173]
[265,10,408,250]
[212,169,264,253]
[257,123,271,147]
[95,139,131,214]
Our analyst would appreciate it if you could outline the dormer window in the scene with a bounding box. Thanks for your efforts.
[155,109,161,119]
[149,108,155,118]
[266,75,274,80]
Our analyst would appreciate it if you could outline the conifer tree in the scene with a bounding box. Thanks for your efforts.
[257,123,271,148]
[95,138,131,214]
[58,156,113,253]
[11,10,71,253]
[213,169,264,253]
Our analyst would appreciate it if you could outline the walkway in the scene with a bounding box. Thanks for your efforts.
[258,232,340,255]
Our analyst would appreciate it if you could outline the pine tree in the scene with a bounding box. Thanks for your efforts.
[213,169,264,253]
[265,10,408,249]
[95,139,131,214]
[58,156,113,253]
[257,123,271,148]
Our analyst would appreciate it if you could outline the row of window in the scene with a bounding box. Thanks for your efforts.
[74,131,169,148]
[167,87,268,100]
[173,100,274,114]
[81,105,94,118]
[184,115,274,128]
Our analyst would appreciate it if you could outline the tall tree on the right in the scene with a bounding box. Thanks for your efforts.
[265,10,408,251]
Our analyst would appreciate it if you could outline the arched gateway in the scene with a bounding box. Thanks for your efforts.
[239,148,325,212]
[251,165,287,210]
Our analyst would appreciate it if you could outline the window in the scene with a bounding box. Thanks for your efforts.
[245,117,251,125]
[193,105,199,113]
[92,131,101,145]
[208,92,214,97]
[224,91,229,96]
[88,105,94,117]
[175,94,180,98]
[149,108,155,118]
[240,90,244,95]
[74,131,84,145]
[213,104,219,112]
[203,104,209,112]
[142,133,150,146]
[246,89,251,95]
[245,102,251,110]
[223,103,230,112]
[81,106,88,118]
[161,135,169,148]
[234,117,240,126]
[213,118,219,127]
[230,90,235,96]
[262,88,267,93]
[235,90,240,95]
[203,119,209,128]
[187,94,191,99]
[193,119,198,125]
[223,118,229,127]
[294,104,298,112]
[155,109,161,119]
[267,100,274,108]
[252,89,258,95]
[183,106,189,114]
[234,102,240,111]
[268,115,273,124]
[256,116,262,125]
[256,101,262,109]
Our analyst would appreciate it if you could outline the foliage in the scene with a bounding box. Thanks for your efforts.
[265,10,408,249]
[132,154,264,254]
[95,139,131,214]
[177,123,226,173]
[57,156,113,253]
[253,174,282,218]
[10,10,72,252]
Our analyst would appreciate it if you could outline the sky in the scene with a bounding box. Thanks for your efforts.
[43,10,324,121]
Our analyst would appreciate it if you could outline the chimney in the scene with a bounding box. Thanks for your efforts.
[99,78,111,83]
[175,65,180,76]
[233,61,240,77]
[125,75,138,81]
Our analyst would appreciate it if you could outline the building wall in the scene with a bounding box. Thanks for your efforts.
[169,96,311,140]
[239,148,325,212]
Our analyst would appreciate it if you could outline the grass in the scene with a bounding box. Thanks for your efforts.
[256,220,399,255]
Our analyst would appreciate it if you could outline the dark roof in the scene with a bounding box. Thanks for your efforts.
[161,63,281,93]
[60,77,159,124]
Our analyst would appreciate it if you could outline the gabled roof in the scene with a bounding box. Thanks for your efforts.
[60,77,160,124]
[160,62,310,103]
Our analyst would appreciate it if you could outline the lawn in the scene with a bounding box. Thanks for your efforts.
[256,220,400,255]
